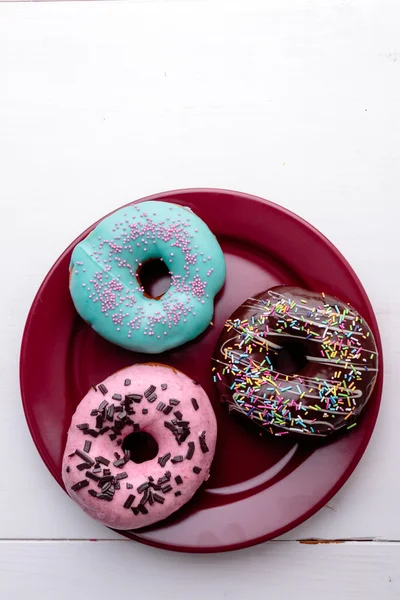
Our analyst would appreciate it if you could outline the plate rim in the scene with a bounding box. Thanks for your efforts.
[20,188,384,552]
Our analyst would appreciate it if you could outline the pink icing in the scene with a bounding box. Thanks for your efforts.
[62,364,217,530]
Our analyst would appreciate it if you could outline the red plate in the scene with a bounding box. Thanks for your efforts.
[20,189,383,552]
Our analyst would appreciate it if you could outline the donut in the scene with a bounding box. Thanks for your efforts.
[62,364,217,529]
[69,201,226,353]
[212,286,379,438]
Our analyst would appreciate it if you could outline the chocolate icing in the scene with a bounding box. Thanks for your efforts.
[212,286,379,438]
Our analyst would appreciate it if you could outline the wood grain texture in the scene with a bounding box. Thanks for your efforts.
[0,0,399,566]
[0,541,399,598]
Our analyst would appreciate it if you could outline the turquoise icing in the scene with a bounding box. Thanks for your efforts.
[69,201,226,353]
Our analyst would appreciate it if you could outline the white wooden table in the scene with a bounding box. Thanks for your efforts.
[1,0,399,596]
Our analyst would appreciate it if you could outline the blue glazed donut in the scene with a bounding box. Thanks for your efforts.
[69,201,226,353]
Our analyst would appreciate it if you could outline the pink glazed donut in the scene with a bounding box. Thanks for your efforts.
[62,364,217,530]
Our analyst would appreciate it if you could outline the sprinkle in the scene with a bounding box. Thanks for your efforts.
[98,384,108,396]
[144,385,156,398]
[76,423,89,431]
[186,442,195,460]
[83,441,92,453]
[123,494,135,509]
[199,431,209,453]
[125,394,143,403]
[124,379,131,386]
[158,453,171,467]
[193,466,202,474]
[71,480,89,492]
[171,455,183,464]
[191,398,199,411]
[161,384,168,390]
[153,493,165,504]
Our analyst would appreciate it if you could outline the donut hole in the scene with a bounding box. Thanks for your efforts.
[137,258,171,299]
[122,432,159,464]
[274,341,308,375]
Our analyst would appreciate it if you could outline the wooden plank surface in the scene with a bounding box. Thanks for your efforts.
[0,0,399,595]
[0,541,399,598]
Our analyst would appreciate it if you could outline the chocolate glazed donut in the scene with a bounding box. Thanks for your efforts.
[212,286,379,439]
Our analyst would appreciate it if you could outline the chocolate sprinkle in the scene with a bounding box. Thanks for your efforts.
[112,394,122,401]
[126,394,143,403]
[98,400,108,411]
[163,405,173,415]
[193,466,202,474]
[75,449,94,466]
[140,488,150,505]
[95,456,110,466]
[123,494,135,509]
[87,429,99,438]
[97,494,113,501]
[116,472,128,480]
[113,458,126,468]
[86,471,100,482]
[101,482,112,493]
[109,433,117,441]
[142,408,148,415]
[153,493,165,504]
[158,453,171,467]
[144,385,156,397]
[137,503,148,515]
[92,384,98,392]
[107,404,115,421]
[161,383,167,390]
[156,402,166,412]
[132,507,139,516]
[137,482,150,493]
[199,431,209,453]
[174,491,182,497]
[186,442,195,460]
[98,384,108,396]
[191,398,199,411]
[161,484,172,493]
[90,410,98,416]
[174,410,183,421]
[71,480,89,492]
[124,379,131,386]
[148,491,155,505]
[164,421,175,432]
[171,455,183,464]
[169,398,180,406]
[77,462,91,471]
[126,483,133,489]
[88,489,98,497]
[66,466,70,473]
[76,423,89,431]
[99,426,110,435]
[83,441,92,453]
[93,464,101,474]
[147,393,157,403]
[175,476,183,485]
[98,475,113,485]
